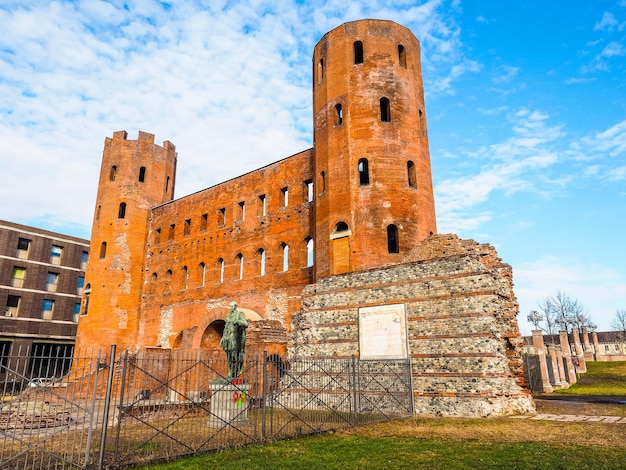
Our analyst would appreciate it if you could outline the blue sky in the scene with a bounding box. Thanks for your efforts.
[0,0,624,334]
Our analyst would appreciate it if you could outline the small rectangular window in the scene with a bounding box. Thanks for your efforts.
[155,228,161,244]
[305,180,314,202]
[200,213,208,231]
[6,295,20,317]
[41,299,54,320]
[17,238,31,259]
[11,267,26,288]
[50,245,63,265]
[258,195,266,216]
[168,224,175,240]
[77,276,85,295]
[184,219,191,237]
[81,251,89,270]
[281,187,289,207]
[46,272,59,292]
[237,201,245,222]
[73,303,81,322]
[218,208,226,226]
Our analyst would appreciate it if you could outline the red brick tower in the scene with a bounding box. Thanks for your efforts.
[312,20,437,278]
[76,131,177,351]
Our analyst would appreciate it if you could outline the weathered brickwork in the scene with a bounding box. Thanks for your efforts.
[292,234,534,416]
[75,19,533,417]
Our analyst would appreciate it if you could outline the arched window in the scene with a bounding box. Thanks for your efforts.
[358,158,370,186]
[139,166,146,182]
[165,269,172,292]
[236,254,244,280]
[407,161,417,188]
[99,242,107,259]
[218,258,224,284]
[387,225,399,253]
[398,45,407,68]
[198,262,206,287]
[418,109,425,135]
[281,244,289,272]
[258,248,266,276]
[96,205,101,221]
[334,222,349,233]
[380,97,391,122]
[182,265,189,290]
[335,103,343,126]
[318,58,324,83]
[118,202,126,219]
[354,41,364,64]
[152,272,158,281]
[306,238,314,267]
[109,165,117,181]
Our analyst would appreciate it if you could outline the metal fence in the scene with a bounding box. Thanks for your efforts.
[1,345,413,469]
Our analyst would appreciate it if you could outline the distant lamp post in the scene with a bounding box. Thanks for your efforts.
[588,322,597,332]
[527,310,543,330]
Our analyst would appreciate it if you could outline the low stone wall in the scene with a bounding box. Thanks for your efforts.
[290,234,534,417]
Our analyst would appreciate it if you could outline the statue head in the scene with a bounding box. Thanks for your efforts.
[229,301,237,311]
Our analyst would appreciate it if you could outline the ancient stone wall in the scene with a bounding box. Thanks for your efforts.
[291,234,534,417]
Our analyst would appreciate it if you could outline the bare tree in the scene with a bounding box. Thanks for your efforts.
[537,291,589,334]
[611,309,626,340]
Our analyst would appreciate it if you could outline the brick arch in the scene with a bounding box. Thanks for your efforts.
[191,305,263,349]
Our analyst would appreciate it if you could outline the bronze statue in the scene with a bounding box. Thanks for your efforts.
[220,302,248,379]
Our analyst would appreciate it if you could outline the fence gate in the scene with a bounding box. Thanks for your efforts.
[0,346,104,469]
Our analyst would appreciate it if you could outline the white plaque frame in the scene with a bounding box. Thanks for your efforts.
[358,304,408,359]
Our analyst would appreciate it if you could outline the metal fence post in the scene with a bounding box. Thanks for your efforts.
[97,344,117,470]
[351,355,357,424]
[261,351,267,439]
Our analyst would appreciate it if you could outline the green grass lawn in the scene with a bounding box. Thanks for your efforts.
[555,360,626,396]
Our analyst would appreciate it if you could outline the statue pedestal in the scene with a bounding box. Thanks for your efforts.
[208,382,250,427]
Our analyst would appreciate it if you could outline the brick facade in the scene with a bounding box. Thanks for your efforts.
[75,19,533,417]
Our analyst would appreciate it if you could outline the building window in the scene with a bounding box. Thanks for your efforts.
[387,224,399,253]
[184,219,191,237]
[281,244,289,272]
[318,57,324,83]
[11,267,25,288]
[407,161,417,188]
[46,272,59,292]
[419,109,425,136]
[165,270,173,293]
[354,41,364,64]
[16,238,31,259]
[258,248,266,276]
[96,205,101,221]
[100,242,107,259]
[335,103,343,126]
[258,195,267,216]
[380,97,391,122]
[73,303,80,322]
[182,266,189,290]
[198,262,206,287]
[398,44,407,68]
[320,171,326,194]
[154,228,161,244]
[110,165,117,181]
[5,295,20,317]
[237,201,245,222]
[218,258,225,284]
[306,238,314,267]
[218,208,226,226]
[236,254,244,280]
[201,214,208,231]
[82,284,91,315]
[305,180,314,202]
[335,222,349,233]
[281,187,289,207]
[41,299,54,320]
[50,245,63,265]
[139,166,146,182]
[81,251,89,270]
[168,224,175,240]
[358,159,370,186]
[77,276,85,295]
[166,176,170,192]
[118,202,127,219]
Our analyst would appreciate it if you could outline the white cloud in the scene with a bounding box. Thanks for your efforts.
[594,12,618,31]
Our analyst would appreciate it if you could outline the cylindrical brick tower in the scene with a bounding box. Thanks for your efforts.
[76,131,177,351]
[312,20,436,278]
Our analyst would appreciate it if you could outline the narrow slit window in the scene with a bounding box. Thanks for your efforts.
[168,224,175,240]
[335,104,343,126]
[237,201,245,221]
[354,41,363,64]
[258,195,267,216]
[358,159,370,186]
[418,109,425,135]
[110,165,117,181]
[182,266,189,290]
[259,249,266,276]
[305,179,314,202]
[139,166,146,182]
[320,171,326,194]
[155,228,161,244]
[96,205,101,221]
[198,262,206,287]
[407,161,417,188]
[218,208,226,226]
[118,202,126,219]
[100,242,107,259]
[218,258,225,283]
[318,58,324,83]
[282,244,289,272]
[387,224,399,253]
[281,187,288,207]
[236,254,244,280]
[398,44,407,68]
[166,176,170,192]
[200,214,208,231]
[306,238,314,267]
[380,97,391,122]
[184,219,191,236]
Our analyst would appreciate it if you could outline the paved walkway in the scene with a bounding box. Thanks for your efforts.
[512,414,626,423]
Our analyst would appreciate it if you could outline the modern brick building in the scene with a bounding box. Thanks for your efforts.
[76,19,534,416]
[0,220,89,379]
